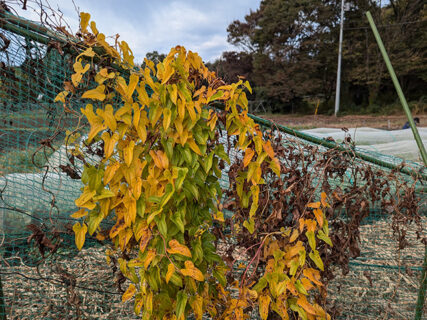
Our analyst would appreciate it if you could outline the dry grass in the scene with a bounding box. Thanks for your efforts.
[259,114,427,130]
[0,217,425,319]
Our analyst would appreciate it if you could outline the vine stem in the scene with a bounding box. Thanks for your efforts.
[158,232,183,275]
[239,233,271,293]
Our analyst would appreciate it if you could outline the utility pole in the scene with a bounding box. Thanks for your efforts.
[334,0,345,116]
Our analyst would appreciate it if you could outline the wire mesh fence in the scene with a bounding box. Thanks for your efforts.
[0,4,426,320]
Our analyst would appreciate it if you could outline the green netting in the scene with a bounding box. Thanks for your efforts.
[0,9,425,320]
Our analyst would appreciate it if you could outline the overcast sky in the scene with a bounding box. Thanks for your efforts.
[14,0,260,63]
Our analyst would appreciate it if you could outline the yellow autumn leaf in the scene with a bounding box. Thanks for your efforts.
[214,211,225,222]
[313,208,324,228]
[122,284,136,302]
[186,102,197,122]
[285,241,304,260]
[118,228,133,251]
[109,218,126,239]
[127,73,139,98]
[149,150,169,169]
[177,98,186,119]
[258,293,271,320]
[72,222,87,250]
[134,294,144,315]
[54,91,69,102]
[70,208,87,219]
[79,47,96,58]
[301,278,315,291]
[124,140,135,167]
[137,122,147,143]
[90,21,98,34]
[167,239,192,257]
[104,162,120,185]
[144,249,156,269]
[145,291,153,314]
[163,108,172,131]
[243,148,255,167]
[297,295,317,315]
[307,201,320,209]
[123,194,137,226]
[102,104,117,131]
[289,229,299,243]
[82,85,106,101]
[190,295,203,320]
[321,192,329,207]
[139,228,151,253]
[75,188,96,207]
[102,131,119,159]
[80,12,91,32]
[303,268,322,286]
[169,84,178,104]
[262,140,275,158]
[180,260,204,281]
[161,63,175,84]
[166,263,175,284]
[269,158,281,176]
[187,138,202,156]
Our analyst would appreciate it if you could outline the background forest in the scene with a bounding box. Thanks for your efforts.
[175,0,427,115]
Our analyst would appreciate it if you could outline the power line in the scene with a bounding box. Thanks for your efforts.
[344,19,425,30]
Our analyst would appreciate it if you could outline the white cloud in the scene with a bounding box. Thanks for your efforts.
[9,0,260,62]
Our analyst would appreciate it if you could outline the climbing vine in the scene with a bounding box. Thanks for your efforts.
[52,11,382,320]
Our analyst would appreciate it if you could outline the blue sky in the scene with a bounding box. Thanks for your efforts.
[16,0,261,63]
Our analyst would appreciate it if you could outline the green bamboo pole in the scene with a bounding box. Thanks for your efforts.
[365,11,427,320]
[366,12,427,166]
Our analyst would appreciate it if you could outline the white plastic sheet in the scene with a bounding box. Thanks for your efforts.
[302,127,427,161]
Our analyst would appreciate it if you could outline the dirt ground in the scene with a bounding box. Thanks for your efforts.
[258,113,427,130]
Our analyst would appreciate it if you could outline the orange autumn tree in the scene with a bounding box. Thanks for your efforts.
[56,12,332,320]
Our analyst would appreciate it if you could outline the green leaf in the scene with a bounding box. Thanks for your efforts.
[252,277,268,293]
[317,230,333,247]
[155,215,167,237]
[289,300,308,320]
[88,210,103,235]
[323,219,329,237]
[176,290,188,319]
[174,167,188,190]
[289,259,299,276]
[295,279,308,295]
[181,147,193,165]
[309,249,324,271]
[87,166,103,191]
[171,211,185,233]
[169,273,183,287]
[208,90,224,102]
[159,183,174,208]
[213,269,227,287]
[192,240,204,263]
[164,138,174,159]
[214,145,230,164]
[137,196,146,217]
[183,181,199,200]
[306,231,316,251]
[147,267,159,292]
[243,217,255,234]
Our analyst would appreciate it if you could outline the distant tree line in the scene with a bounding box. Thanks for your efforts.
[205,0,427,114]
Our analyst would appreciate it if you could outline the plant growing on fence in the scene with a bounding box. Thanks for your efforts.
[56,12,334,320]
